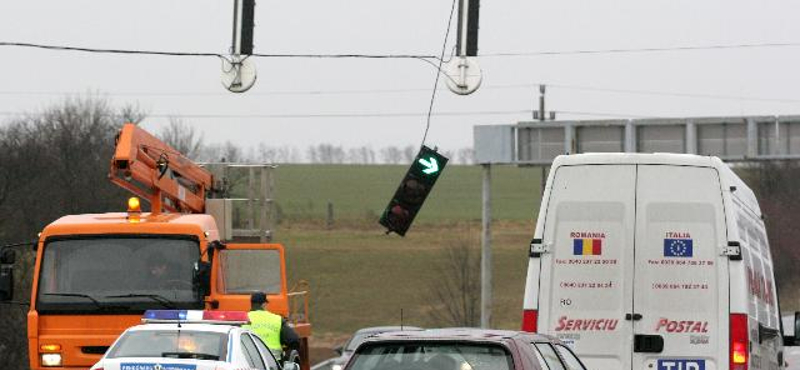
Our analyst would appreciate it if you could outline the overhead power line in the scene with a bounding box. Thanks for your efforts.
[0,42,439,61]
[0,108,647,120]
[2,82,798,105]
[542,83,800,104]
[3,41,800,61]
[482,42,800,57]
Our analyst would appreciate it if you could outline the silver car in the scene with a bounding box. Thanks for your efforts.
[313,326,423,370]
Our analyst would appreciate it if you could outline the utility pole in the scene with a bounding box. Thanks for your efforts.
[534,84,554,194]
[480,164,492,328]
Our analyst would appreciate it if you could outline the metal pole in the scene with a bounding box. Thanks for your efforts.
[259,166,269,243]
[480,164,492,328]
[538,85,546,122]
[248,167,255,232]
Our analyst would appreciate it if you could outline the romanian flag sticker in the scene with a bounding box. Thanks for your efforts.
[573,238,602,256]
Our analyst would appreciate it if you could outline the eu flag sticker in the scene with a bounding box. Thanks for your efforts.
[664,238,693,257]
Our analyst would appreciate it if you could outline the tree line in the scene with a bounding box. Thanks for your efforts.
[163,119,476,165]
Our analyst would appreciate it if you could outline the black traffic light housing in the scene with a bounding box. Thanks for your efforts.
[379,146,448,236]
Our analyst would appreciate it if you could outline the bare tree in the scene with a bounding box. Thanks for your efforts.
[0,96,139,370]
[314,144,346,164]
[427,235,481,327]
[258,143,279,163]
[380,146,403,164]
[306,146,319,164]
[200,141,246,163]
[278,146,301,163]
[347,146,376,164]
[402,145,417,163]
[457,147,475,165]
[157,118,204,160]
[745,162,800,310]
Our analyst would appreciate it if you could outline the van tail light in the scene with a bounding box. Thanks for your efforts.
[730,313,748,370]
[522,309,538,332]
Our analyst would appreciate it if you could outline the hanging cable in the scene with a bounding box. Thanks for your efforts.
[420,0,459,148]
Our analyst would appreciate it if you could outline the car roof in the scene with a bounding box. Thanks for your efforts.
[355,326,424,334]
[365,328,557,343]
[127,323,238,334]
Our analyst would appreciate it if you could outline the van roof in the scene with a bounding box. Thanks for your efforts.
[551,153,761,217]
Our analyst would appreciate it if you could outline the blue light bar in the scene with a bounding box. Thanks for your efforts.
[143,310,187,321]
[142,310,246,324]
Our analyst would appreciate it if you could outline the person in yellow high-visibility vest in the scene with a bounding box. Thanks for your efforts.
[245,292,300,359]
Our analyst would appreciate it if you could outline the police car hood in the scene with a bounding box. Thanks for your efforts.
[91,357,227,370]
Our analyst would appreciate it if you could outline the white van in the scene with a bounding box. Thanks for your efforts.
[522,153,783,370]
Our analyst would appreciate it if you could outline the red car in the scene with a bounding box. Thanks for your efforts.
[344,328,589,370]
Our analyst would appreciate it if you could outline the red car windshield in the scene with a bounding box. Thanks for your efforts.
[348,343,513,370]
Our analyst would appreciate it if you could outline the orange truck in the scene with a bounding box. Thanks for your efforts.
[0,123,311,370]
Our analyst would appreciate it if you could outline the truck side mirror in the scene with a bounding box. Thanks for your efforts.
[193,261,211,298]
[0,264,13,301]
[794,312,800,346]
[0,249,15,264]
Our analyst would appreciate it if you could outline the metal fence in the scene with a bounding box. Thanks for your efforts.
[475,115,800,165]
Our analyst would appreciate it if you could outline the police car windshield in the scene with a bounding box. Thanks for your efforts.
[36,236,201,313]
[349,343,513,370]
[107,330,227,360]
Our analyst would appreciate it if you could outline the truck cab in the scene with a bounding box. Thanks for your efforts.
[0,123,311,370]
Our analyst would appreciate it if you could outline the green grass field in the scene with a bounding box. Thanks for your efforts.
[264,164,544,352]
[274,164,544,223]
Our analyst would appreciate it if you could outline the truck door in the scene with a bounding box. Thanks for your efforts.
[632,165,729,370]
[538,164,636,370]
[209,243,289,317]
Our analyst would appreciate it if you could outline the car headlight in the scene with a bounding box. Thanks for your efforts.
[41,353,62,367]
[332,364,343,370]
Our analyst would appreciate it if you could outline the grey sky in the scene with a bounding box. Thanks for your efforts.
[1,1,799,155]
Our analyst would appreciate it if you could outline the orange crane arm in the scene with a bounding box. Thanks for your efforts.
[109,123,212,214]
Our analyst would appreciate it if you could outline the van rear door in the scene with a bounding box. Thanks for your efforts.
[632,165,728,370]
[537,164,636,370]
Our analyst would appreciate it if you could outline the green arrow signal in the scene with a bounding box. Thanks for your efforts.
[418,157,439,174]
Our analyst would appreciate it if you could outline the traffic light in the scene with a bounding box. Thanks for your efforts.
[379,146,448,236]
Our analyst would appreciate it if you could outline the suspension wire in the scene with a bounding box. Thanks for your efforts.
[420,0,459,149]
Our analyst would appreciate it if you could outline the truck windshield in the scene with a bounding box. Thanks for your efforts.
[36,236,202,313]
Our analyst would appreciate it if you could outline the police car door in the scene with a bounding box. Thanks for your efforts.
[537,164,636,370]
[632,165,728,370]
[210,243,290,317]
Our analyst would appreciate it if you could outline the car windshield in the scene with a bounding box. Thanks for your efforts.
[348,342,513,370]
[107,330,227,360]
[37,236,201,313]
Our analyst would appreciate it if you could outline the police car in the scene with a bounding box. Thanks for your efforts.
[90,310,295,370]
